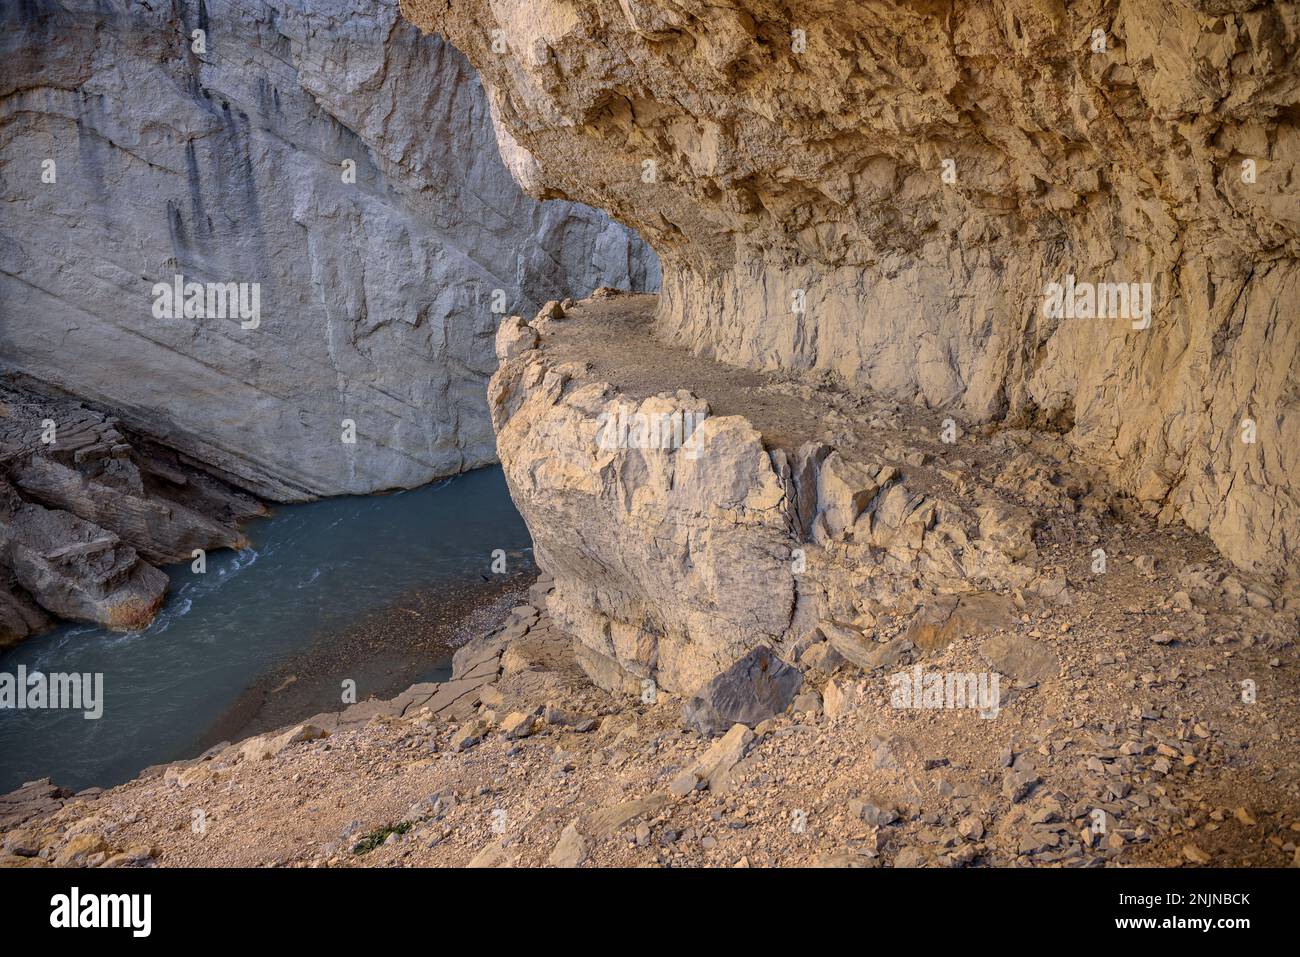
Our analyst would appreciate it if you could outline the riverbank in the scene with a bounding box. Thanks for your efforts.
[4,515,1299,868]
[0,467,533,793]
[196,567,535,748]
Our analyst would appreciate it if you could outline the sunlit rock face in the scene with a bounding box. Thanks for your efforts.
[406,0,1297,578]
[0,0,658,500]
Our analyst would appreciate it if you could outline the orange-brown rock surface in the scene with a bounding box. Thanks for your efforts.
[406,0,1298,578]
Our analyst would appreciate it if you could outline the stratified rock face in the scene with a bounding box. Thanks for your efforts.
[407,0,1298,578]
[2,488,168,634]
[0,0,658,501]
[0,378,263,638]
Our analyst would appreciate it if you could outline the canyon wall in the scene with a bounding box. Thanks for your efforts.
[0,0,658,500]
[408,0,1298,580]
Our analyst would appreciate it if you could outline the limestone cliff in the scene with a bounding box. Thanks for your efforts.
[0,0,658,500]
[407,0,1297,579]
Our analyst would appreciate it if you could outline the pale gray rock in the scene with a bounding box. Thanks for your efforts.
[0,0,658,500]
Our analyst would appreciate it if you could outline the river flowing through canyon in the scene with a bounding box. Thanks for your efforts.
[0,466,531,793]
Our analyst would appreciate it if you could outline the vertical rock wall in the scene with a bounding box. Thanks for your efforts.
[0,0,659,500]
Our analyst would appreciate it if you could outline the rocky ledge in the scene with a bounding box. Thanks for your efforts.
[0,377,264,645]
[409,0,1299,580]
[488,291,1296,698]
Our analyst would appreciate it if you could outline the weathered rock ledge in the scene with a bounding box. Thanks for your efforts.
[408,0,1298,579]
[489,292,1296,697]
[0,377,264,645]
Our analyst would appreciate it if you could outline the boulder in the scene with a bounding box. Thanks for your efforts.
[816,452,880,538]
[496,317,539,361]
[681,646,803,735]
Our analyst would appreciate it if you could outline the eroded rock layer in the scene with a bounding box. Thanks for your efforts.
[408,0,1298,578]
[0,377,263,644]
[0,0,658,500]
[490,292,1294,699]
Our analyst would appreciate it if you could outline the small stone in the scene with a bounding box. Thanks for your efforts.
[894,847,927,868]
[791,691,822,714]
[799,641,845,675]
[1182,844,1211,865]
[851,801,898,827]
[534,299,565,323]
[549,821,589,868]
[500,711,537,739]
[1003,768,1040,803]
[450,720,488,751]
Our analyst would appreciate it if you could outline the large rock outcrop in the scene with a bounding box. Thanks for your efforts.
[489,292,1293,698]
[408,0,1298,579]
[0,0,658,500]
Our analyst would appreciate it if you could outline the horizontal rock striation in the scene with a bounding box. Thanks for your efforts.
[408,0,1298,578]
[1,378,262,642]
[0,0,658,500]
